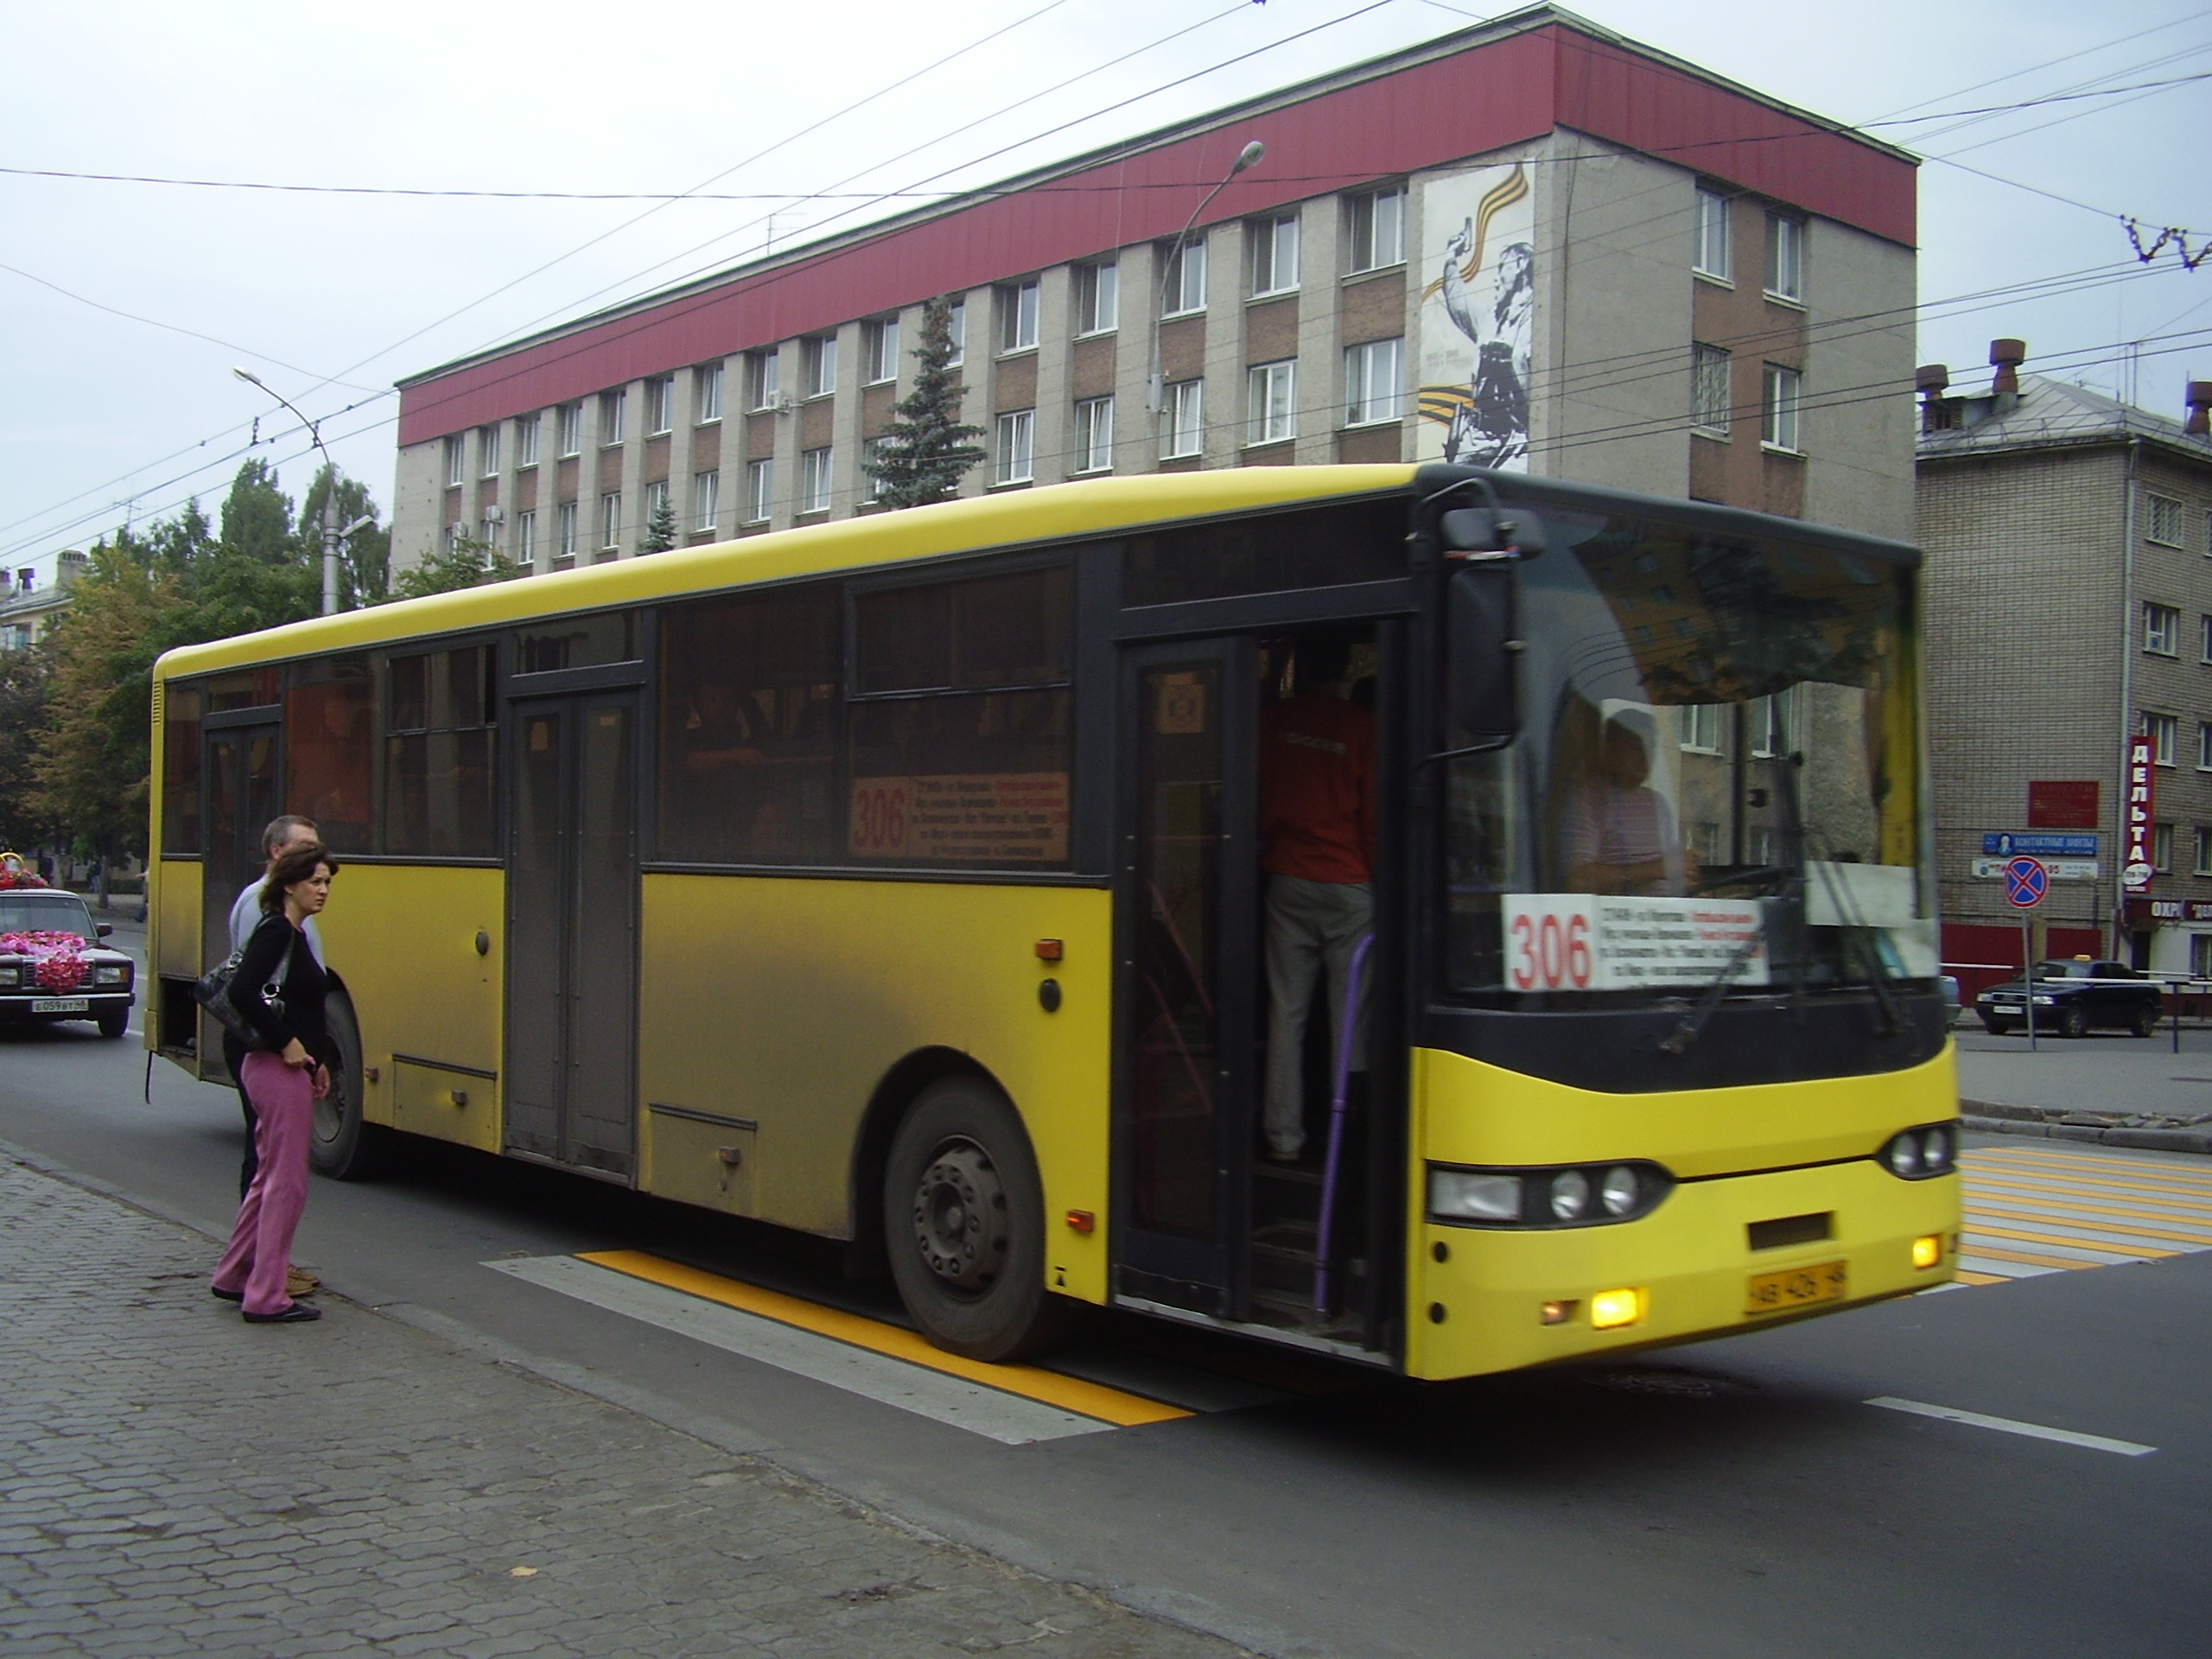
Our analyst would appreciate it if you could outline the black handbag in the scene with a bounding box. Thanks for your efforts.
[194,931,294,1048]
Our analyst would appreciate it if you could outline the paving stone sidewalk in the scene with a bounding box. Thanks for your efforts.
[0,1154,1247,1659]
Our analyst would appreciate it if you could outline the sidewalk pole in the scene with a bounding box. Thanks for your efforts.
[2024,917,2037,1052]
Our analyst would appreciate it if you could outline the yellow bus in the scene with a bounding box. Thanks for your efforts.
[147,463,1959,1373]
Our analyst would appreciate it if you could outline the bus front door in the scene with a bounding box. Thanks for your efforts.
[505,694,639,1179]
[1114,639,1260,1320]
[198,716,282,1081]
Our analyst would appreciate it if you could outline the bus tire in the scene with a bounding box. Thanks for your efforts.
[885,1076,1065,1363]
[309,993,390,1181]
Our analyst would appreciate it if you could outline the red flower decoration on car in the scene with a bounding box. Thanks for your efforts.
[0,931,90,992]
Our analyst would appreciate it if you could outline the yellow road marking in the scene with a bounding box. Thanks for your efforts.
[1962,1157,2212,1198]
[1962,1173,2212,1215]
[1965,1203,2212,1248]
[1953,1269,2008,1286]
[1954,1243,2100,1271]
[579,1251,1192,1427]
[1966,1146,2212,1185]
[1959,1222,2175,1260]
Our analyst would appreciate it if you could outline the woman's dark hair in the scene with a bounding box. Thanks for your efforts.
[259,842,339,915]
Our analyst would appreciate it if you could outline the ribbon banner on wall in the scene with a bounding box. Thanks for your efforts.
[1416,162,1534,470]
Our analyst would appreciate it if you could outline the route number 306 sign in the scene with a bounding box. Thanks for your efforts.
[1503,893,1769,992]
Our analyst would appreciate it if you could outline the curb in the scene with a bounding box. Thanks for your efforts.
[1959,1110,2212,1155]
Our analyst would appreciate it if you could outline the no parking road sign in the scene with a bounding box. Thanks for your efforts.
[2003,855,2049,909]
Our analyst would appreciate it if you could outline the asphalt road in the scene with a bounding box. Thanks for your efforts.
[3,965,2205,1657]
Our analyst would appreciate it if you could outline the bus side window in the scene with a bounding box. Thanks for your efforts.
[285,655,374,854]
[384,645,499,857]
[161,683,202,855]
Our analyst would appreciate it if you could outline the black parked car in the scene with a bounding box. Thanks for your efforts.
[0,889,136,1039]
[1975,958,2161,1039]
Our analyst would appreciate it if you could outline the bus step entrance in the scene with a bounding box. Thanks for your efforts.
[1249,1166,1367,1333]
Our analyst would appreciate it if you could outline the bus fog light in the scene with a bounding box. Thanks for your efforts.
[1599,1166,1639,1217]
[1429,1169,1521,1222]
[1548,1169,1591,1221]
[1589,1287,1643,1330]
[1911,1234,1942,1270]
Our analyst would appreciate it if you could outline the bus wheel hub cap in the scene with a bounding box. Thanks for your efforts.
[914,1141,1007,1292]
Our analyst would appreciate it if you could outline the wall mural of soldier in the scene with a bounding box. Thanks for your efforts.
[1417,162,1534,470]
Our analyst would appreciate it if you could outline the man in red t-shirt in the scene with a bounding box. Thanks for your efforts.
[1258,632,1376,1162]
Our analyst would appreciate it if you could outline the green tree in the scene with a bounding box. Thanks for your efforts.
[300,463,391,607]
[218,457,296,563]
[390,535,519,601]
[643,493,678,554]
[868,297,985,509]
[0,642,59,854]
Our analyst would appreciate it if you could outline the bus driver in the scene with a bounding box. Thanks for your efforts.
[1564,710,1700,897]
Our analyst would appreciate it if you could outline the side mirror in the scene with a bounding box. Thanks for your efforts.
[1440,505,1547,559]
[96,924,113,938]
[1447,566,1521,741]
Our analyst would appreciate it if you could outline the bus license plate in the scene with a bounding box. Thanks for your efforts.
[32,998,90,1014]
[1745,1260,1847,1316]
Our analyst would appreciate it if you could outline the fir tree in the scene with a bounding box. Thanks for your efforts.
[643,493,678,553]
[868,298,984,510]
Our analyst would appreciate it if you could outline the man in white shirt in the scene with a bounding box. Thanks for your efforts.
[230,815,324,1300]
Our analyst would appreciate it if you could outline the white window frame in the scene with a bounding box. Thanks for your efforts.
[1163,378,1205,459]
[557,403,582,457]
[516,509,536,564]
[1246,359,1295,447]
[1075,263,1118,336]
[1680,704,1725,753]
[1765,213,1805,303]
[1346,186,1406,274]
[946,301,966,367]
[2196,826,2212,876]
[1072,396,1114,474]
[695,363,723,423]
[1250,213,1300,298]
[861,317,899,385]
[2146,493,2184,547]
[601,388,626,446]
[556,501,577,558]
[798,447,833,514]
[693,469,719,533]
[1343,338,1404,428]
[746,349,781,411]
[2196,720,2212,770]
[1694,187,1732,282]
[745,459,773,524]
[600,491,622,550]
[442,435,463,487]
[998,281,1039,353]
[517,412,542,467]
[995,410,1035,485]
[2155,821,2176,874]
[861,437,890,503]
[2144,710,2179,766]
[1761,363,1802,453]
[1162,240,1206,317]
[644,479,671,537]
[802,335,837,399]
[1693,345,1732,436]
[478,423,500,476]
[645,377,673,435]
[2145,601,2181,656]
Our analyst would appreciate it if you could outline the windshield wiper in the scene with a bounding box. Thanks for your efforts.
[1657,875,1797,1056]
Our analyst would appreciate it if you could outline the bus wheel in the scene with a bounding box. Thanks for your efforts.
[310,994,390,1180]
[885,1077,1064,1363]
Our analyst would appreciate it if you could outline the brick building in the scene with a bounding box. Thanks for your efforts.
[1918,348,2212,984]
[389,4,1919,573]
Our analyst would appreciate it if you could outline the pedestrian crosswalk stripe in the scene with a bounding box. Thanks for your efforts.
[1957,1149,2212,1285]
[1959,1220,2177,1260]
[1958,1241,2101,1271]
[1963,1195,2212,1241]
[1961,1160,2212,1205]
[1967,1147,2212,1188]
[1966,1204,2212,1249]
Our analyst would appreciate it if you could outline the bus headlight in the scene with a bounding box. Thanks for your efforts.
[1427,1160,1671,1229]
[1600,1165,1641,1217]
[1879,1122,1958,1181]
[1427,1169,1522,1222]
[1548,1170,1591,1221]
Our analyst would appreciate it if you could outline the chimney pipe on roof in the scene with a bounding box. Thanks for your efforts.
[2187,380,2212,438]
[15,569,31,594]
[1989,338,2026,397]
[1916,364,1955,433]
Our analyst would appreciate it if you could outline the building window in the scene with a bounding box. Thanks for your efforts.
[1163,378,1205,459]
[600,491,622,550]
[478,424,500,476]
[745,348,780,410]
[2147,493,2185,547]
[2144,710,2179,766]
[2155,822,2176,874]
[1346,186,1406,273]
[802,335,837,399]
[557,402,582,456]
[1343,338,1404,426]
[442,523,463,555]
[1693,345,1732,435]
[798,448,834,514]
[2145,602,2181,656]
[1072,396,1114,473]
[861,437,890,503]
[946,301,966,367]
[479,516,499,547]
[1162,239,1207,316]
[1074,263,1118,336]
[995,410,1035,484]
[1694,187,1732,281]
[1680,703,1725,753]
[862,318,900,385]
[556,501,577,558]
[745,459,773,524]
[517,412,542,467]
[601,388,626,445]
[1762,364,1802,452]
[998,281,1039,353]
[696,362,723,423]
[644,480,671,542]
[2196,828,2212,876]
[693,469,719,533]
[516,510,537,563]
[645,377,674,435]
[1250,213,1300,297]
[1247,360,1295,446]
[1765,213,1805,302]
[442,435,463,487]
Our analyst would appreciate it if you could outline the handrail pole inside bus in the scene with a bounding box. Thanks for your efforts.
[1313,932,1376,1315]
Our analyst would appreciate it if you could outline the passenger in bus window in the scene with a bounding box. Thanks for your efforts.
[681,680,766,778]
[1564,711,1700,896]
[1258,632,1376,1164]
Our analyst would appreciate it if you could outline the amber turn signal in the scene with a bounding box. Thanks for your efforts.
[1035,938,1065,961]
[1911,1233,1943,1269]
[1065,1209,1096,1233]
[1589,1287,1643,1330]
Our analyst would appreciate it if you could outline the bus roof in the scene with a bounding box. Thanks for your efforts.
[154,464,1417,680]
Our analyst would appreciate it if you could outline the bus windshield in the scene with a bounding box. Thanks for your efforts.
[1443,503,1931,1004]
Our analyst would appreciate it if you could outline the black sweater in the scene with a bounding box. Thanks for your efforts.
[226,912,333,1068]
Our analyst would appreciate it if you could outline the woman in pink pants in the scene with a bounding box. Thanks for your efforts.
[211,842,338,1324]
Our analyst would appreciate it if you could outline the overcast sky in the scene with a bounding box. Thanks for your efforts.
[2,0,2206,578]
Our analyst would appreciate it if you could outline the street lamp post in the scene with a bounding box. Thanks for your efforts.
[232,367,369,615]
[1147,139,1265,417]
